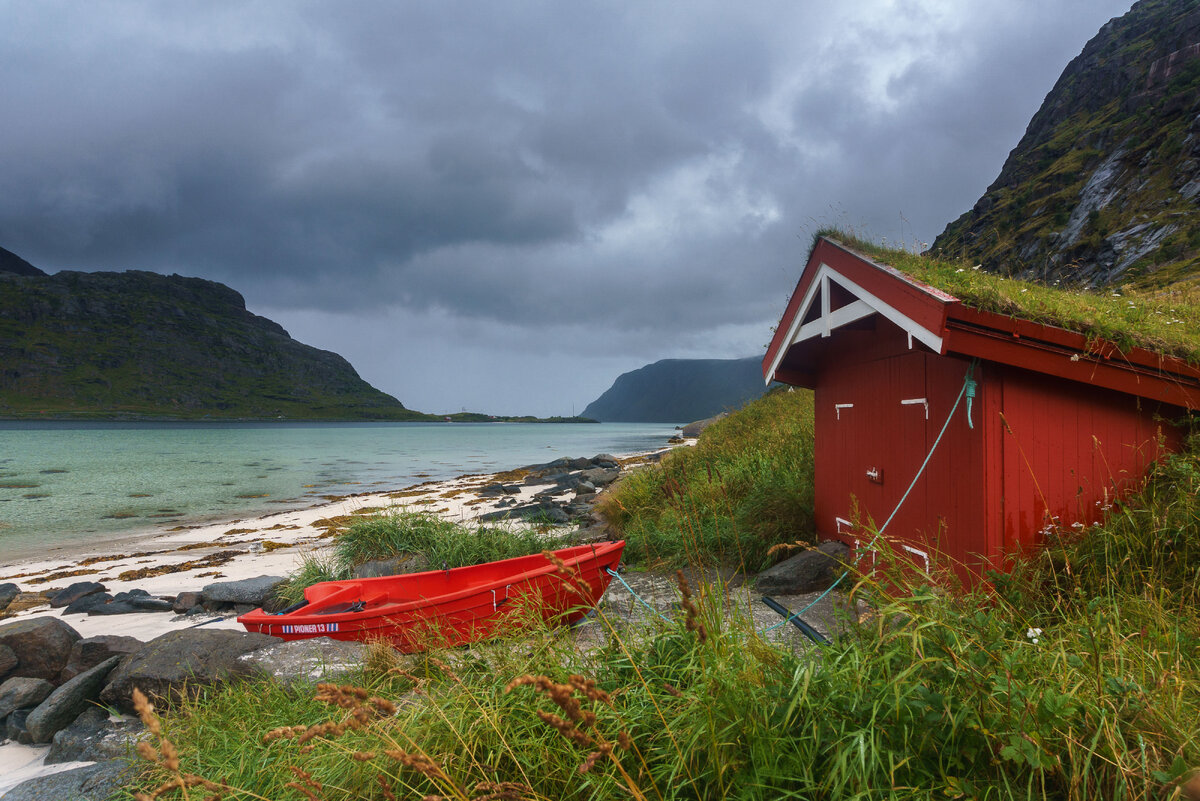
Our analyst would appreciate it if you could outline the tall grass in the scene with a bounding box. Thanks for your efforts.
[597,386,815,570]
[129,433,1200,800]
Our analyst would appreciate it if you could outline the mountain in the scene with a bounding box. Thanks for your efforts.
[0,260,419,420]
[581,357,767,423]
[931,0,1200,288]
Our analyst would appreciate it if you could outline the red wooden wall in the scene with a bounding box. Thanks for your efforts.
[987,365,1180,561]
[811,317,1184,581]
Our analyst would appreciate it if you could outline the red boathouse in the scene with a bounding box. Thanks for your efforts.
[763,236,1200,579]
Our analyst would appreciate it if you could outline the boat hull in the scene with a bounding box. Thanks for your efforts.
[237,541,624,653]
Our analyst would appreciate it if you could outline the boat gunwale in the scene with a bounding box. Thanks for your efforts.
[239,540,623,626]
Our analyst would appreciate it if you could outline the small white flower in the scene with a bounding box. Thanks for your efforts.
[973,265,981,270]
[956,268,965,273]
[1026,627,1043,644]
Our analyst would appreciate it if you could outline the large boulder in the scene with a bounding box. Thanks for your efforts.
[202,575,286,606]
[0,582,21,613]
[591,453,620,468]
[62,593,113,615]
[756,541,850,596]
[27,656,122,743]
[99,629,281,712]
[1,759,132,801]
[46,706,145,765]
[0,617,81,681]
[0,643,17,678]
[0,676,55,719]
[237,638,369,686]
[60,636,143,682]
[49,582,106,609]
[579,467,619,487]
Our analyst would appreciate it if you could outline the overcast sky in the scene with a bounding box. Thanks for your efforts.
[0,1,1134,416]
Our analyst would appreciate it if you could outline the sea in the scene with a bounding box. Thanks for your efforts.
[0,421,679,561]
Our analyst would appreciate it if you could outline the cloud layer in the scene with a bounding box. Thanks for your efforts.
[0,1,1133,414]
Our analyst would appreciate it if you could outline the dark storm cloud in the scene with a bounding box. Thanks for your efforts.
[0,1,1137,412]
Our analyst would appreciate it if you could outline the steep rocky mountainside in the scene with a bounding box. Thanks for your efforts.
[931,0,1200,288]
[582,357,767,423]
[0,262,418,420]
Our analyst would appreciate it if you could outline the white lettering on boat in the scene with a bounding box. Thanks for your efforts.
[281,623,339,634]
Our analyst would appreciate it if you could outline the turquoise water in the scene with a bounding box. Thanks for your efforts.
[0,422,678,558]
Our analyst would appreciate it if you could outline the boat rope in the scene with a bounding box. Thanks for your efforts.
[605,568,673,623]
[761,358,979,633]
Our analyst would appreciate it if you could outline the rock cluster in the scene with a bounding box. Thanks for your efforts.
[26,575,288,623]
[478,453,623,526]
[0,589,365,799]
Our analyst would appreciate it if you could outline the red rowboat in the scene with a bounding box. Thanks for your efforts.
[237,541,625,653]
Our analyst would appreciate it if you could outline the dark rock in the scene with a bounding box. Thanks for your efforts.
[1,759,132,801]
[27,656,122,743]
[0,582,21,612]
[86,601,140,615]
[353,554,428,579]
[574,481,597,496]
[112,589,150,601]
[0,643,17,679]
[201,575,286,606]
[569,457,591,470]
[681,414,726,438]
[756,541,850,595]
[46,706,145,765]
[237,638,368,685]
[62,593,113,615]
[172,591,203,613]
[60,635,143,682]
[99,629,281,712]
[0,676,55,719]
[591,454,619,468]
[532,505,570,525]
[0,617,81,681]
[6,707,34,743]
[49,582,107,609]
[479,483,521,497]
[127,597,174,612]
[579,467,619,487]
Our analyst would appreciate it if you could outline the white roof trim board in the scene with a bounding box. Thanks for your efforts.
[764,262,944,384]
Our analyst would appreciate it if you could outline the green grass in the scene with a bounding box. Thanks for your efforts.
[823,231,1200,364]
[128,439,1200,799]
[596,386,815,571]
[274,510,551,604]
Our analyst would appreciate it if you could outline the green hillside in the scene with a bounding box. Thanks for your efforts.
[0,268,421,420]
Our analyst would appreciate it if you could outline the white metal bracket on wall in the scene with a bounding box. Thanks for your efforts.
[900,397,929,419]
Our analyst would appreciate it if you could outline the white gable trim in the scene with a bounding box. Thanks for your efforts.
[765,262,944,384]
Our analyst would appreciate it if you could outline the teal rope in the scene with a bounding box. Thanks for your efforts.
[762,359,979,633]
[606,568,672,623]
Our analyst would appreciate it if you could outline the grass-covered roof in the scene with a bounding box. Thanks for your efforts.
[819,230,1200,365]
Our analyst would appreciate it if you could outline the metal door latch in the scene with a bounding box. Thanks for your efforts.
[866,467,883,484]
